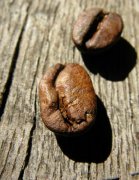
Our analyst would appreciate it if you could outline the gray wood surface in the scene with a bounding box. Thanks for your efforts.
[0,0,139,179]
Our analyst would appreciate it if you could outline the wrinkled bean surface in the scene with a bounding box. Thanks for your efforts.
[39,63,97,135]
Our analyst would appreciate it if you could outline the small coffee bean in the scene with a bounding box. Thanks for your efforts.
[39,63,97,136]
[72,8,123,53]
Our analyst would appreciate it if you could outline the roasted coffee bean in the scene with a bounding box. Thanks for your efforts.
[72,8,123,53]
[39,63,97,136]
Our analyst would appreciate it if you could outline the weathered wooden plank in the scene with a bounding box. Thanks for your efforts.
[0,0,139,180]
[23,0,139,179]
[0,0,30,114]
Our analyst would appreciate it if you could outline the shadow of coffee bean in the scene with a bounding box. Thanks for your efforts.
[82,38,137,81]
[55,96,112,163]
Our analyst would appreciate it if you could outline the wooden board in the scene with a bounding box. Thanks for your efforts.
[0,0,139,179]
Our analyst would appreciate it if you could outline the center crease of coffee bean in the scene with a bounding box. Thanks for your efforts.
[83,11,107,47]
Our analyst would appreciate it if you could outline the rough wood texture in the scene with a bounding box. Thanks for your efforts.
[0,0,139,179]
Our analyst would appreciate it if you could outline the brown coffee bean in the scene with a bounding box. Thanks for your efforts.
[39,63,97,136]
[72,8,123,53]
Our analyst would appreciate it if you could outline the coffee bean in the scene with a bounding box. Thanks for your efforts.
[39,63,97,136]
[72,8,123,53]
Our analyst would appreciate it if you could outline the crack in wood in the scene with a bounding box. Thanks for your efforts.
[18,92,37,180]
[103,177,119,180]
[130,171,139,176]
[87,163,91,179]
[0,8,29,118]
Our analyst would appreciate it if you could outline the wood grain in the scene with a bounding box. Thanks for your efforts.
[0,0,139,179]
